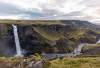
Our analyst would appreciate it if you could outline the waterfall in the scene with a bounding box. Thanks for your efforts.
[12,25,23,57]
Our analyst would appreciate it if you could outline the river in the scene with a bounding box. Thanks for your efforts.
[41,39,100,60]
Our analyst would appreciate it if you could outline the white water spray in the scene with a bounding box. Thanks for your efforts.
[12,25,23,57]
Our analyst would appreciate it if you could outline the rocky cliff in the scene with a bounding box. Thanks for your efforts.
[0,21,99,57]
[0,24,15,57]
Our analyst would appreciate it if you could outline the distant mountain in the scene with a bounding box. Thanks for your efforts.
[60,20,100,31]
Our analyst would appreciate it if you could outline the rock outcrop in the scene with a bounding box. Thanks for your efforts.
[17,59,45,68]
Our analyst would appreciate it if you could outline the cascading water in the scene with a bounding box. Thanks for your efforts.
[12,25,23,57]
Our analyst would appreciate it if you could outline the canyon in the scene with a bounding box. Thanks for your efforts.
[0,20,100,68]
[0,20,100,57]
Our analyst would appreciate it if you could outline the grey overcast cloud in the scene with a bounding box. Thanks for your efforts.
[0,0,100,23]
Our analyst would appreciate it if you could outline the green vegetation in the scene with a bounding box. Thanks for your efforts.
[0,20,66,25]
[0,53,42,68]
[82,44,100,55]
[1,53,100,68]
[33,24,99,53]
[44,57,100,68]
[1,54,100,68]
[61,20,100,31]
[1,19,100,31]
[82,44,100,51]
[0,24,12,30]
[0,57,23,68]
[29,53,42,62]
[34,27,61,41]
[0,54,5,57]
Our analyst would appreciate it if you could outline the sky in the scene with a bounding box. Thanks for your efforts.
[0,0,100,23]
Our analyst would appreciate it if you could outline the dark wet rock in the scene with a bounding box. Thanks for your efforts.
[0,24,16,57]
[56,38,68,46]
[78,37,96,44]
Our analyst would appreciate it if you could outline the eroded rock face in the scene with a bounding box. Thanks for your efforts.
[17,24,76,56]
[0,24,16,57]
[18,25,50,56]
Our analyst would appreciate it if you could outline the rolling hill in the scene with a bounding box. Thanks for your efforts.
[60,20,100,31]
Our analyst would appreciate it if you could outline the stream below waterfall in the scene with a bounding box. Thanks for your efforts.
[41,39,100,60]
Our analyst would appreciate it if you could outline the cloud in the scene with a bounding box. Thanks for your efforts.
[0,2,21,15]
[0,0,99,23]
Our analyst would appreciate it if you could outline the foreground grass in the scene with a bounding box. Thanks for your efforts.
[44,57,100,68]
[0,53,42,68]
[1,53,100,68]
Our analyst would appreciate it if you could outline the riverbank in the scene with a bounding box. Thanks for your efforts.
[82,43,100,55]
[41,39,100,60]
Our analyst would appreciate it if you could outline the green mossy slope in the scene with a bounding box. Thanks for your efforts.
[82,44,100,55]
